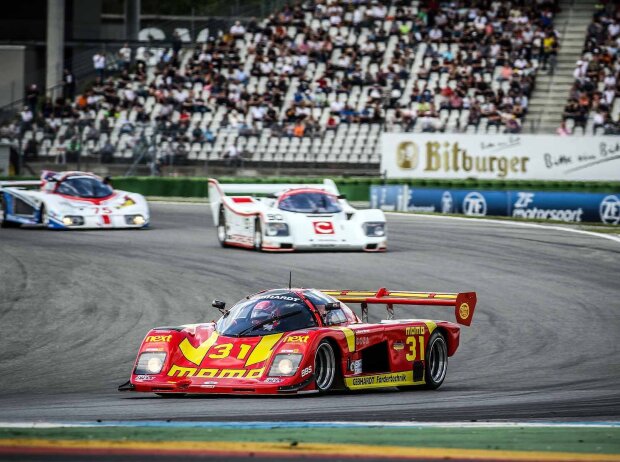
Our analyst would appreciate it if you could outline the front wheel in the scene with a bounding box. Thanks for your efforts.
[314,341,336,392]
[217,206,229,247]
[253,220,263,251]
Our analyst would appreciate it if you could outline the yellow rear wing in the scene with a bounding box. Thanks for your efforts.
[321,288,476,326]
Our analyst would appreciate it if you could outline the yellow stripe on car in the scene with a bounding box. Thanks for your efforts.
[245,333,283,367]
[178,332,219,366]
[331,327,356,353]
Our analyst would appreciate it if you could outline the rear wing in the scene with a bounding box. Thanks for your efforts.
[208,178,339,196]
[321,289,477,326]
[0,180,41,189]
[208,178,340,225]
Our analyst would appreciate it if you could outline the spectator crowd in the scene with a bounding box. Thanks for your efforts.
[561,0,620,135]
[9,0,617,167]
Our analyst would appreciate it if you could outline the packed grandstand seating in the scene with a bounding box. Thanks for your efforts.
[8,0,617,167]
[562,1,620,135]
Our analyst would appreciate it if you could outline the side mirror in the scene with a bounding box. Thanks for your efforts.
[325,302,341,311]
[212,299,227,314]
[337,194,347,199]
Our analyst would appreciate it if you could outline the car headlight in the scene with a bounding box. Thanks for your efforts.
[265,223,289,237]
[125,214,146,225]
[268,354,302,377]
[62,216,85,226]
[363,222,385,237]
[134,352,166,375]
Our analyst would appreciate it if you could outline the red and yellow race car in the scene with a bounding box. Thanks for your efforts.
[119,288,476,395]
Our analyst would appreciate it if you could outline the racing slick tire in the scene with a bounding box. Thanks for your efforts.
[398,330,448,391]
[40,204,50,228]
[1,194,19,228]
[314,340,337,393]
[217,206,229,247]
[423,330,448,389]
[253,219,263,251]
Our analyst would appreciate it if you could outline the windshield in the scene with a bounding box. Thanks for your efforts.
[56,176,113,199]
[278,192,342,213]
[216,293,317,337]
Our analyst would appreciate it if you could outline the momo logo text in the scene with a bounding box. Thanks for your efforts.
[167,365,264,379]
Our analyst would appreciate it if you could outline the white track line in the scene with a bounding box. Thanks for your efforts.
[387,213,620,245]
[1,420,619,429]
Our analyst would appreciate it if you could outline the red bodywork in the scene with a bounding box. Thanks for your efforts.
[123,288,476,395]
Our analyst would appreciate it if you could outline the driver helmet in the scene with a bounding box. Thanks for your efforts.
[251,300,276,325]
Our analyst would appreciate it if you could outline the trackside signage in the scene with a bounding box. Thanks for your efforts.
[381,134,620,181]
[370,186,620,224]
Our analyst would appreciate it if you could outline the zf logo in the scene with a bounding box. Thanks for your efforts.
[600,195,620,225]
[514,192,535,208]
[462,192,487,216]
[313,221,335,234]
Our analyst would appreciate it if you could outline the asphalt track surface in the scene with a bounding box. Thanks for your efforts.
[0,203,619,423]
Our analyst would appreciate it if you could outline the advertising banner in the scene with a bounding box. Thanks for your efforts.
[369,185,620,224]
[409,189,620,224]
[381,134,620,181]
[370,185,409,211]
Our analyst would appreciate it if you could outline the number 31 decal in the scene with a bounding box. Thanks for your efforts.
[405,336,425,361]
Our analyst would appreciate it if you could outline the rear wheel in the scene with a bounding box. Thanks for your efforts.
[398,330,448,391]
[0,194,6,228]
[314,341,336,392]
[1,194,19,228]
[253,220,263,251]
[423,331,448,389]
[217,206,229,247]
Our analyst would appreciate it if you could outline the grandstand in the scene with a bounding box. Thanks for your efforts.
[1,0,618,176]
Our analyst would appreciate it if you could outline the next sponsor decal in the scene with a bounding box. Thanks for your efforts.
[145,335,172,343]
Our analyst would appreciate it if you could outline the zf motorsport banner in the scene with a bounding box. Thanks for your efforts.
[370,185,620,224]
[381,134,620,181]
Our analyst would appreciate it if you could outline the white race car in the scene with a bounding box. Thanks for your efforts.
[208,179,386,252]
[0,171,149,229]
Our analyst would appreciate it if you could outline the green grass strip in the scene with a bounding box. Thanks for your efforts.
[0,426,619,454]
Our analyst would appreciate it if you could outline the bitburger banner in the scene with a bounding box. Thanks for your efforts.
[381,134,620,181]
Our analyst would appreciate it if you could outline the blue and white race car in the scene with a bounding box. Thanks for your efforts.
[0,171,149,229]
